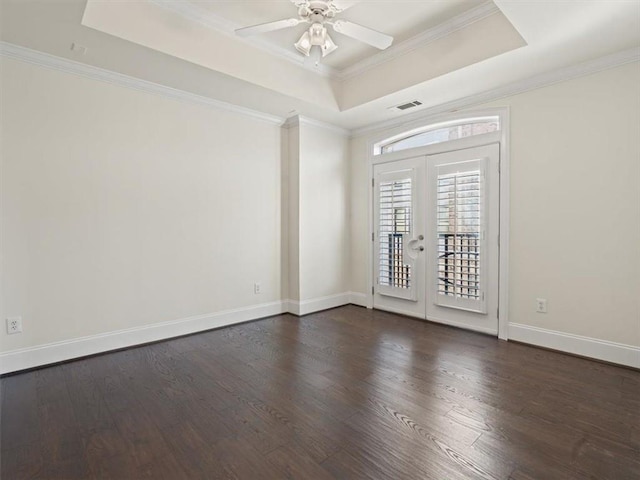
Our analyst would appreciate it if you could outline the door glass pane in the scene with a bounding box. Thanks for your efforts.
[378,118,499,155]
[379,178,412,288]
[437,170,481,299]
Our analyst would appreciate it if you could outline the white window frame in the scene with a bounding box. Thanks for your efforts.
[365,107,511,340]
[373,116,500,156]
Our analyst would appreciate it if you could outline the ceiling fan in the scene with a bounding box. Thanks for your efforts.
[235,0,394,63]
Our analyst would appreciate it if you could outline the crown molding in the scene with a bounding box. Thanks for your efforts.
[352,46,640,137]
[284,115,351,136]
[338,1,500,80]
[0,41,286,126]
[149,0,338,79]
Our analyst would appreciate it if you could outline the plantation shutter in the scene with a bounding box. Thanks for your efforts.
[376,169,417,301]
[435,159,487,313]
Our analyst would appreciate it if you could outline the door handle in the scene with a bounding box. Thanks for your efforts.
[407,238,423,259]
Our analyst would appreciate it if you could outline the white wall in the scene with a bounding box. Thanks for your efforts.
[349,135,370,300]
[1,57,284,354]
[486,62,640,347]
[286,124,300,301]
[285,119,350,310]
[350,62,640,350]
[298,123,350,302]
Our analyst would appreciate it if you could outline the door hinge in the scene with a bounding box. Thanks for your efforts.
[497,306,500,318]
[371,286,375,295]
[497,233,500,247]
[372,232,375,242]
[372,178,375,188]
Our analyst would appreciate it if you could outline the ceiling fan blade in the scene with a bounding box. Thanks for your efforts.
[235,18,301,37]
[331,20,393,49]
[331,0,360,11]
[288,0,358,11]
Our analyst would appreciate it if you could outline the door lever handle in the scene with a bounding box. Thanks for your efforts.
[411,245,424,252]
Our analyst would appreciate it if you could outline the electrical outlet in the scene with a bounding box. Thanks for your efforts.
[536,298,547,313]
[254,282,261,294]
[6,317,22,334]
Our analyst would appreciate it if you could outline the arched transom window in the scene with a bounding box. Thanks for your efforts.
[374,116,500,155]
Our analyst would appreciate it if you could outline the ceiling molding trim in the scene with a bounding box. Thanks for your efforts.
[0,41,286,126]
[149,0,338,79]
[338,1,501,80]
[284,115,350,136]
[352,46,640,137]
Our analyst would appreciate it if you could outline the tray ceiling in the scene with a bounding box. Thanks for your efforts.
[81,0,526,111]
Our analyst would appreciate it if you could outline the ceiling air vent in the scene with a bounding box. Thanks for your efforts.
[391,100,423,111]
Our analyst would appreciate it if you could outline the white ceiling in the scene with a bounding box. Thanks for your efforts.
[1,0,639,130]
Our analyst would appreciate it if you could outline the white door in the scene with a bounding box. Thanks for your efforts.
[373,156,426,318]
[373,144,500,335]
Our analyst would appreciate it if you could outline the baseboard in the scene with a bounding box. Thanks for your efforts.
[0,300,287,375]
[508,323,640,369]
[348,292,369,307]
[286,292,352,316]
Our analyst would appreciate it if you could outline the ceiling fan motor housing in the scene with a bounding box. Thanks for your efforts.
[299,1,337,23]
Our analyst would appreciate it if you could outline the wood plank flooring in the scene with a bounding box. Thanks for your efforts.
[2,306,639,479]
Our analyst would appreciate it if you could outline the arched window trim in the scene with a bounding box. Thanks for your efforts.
[373,115,501,156]
[366,107,509,157]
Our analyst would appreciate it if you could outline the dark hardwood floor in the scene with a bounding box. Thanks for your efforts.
[2,305,639,479]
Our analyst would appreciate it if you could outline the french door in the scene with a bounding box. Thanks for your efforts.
[373,144,500,335]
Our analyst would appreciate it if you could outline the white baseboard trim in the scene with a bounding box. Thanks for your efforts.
[348,292,369,307]
[508,323,640,369]
[286,292,352,316]
[0,300,287,375]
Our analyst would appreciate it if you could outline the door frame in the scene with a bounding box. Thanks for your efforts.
[365,107,510,340]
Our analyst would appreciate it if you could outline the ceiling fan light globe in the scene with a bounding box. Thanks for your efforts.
[321,34,338,57]
[309,23,327,45]
[295,31,312,56]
